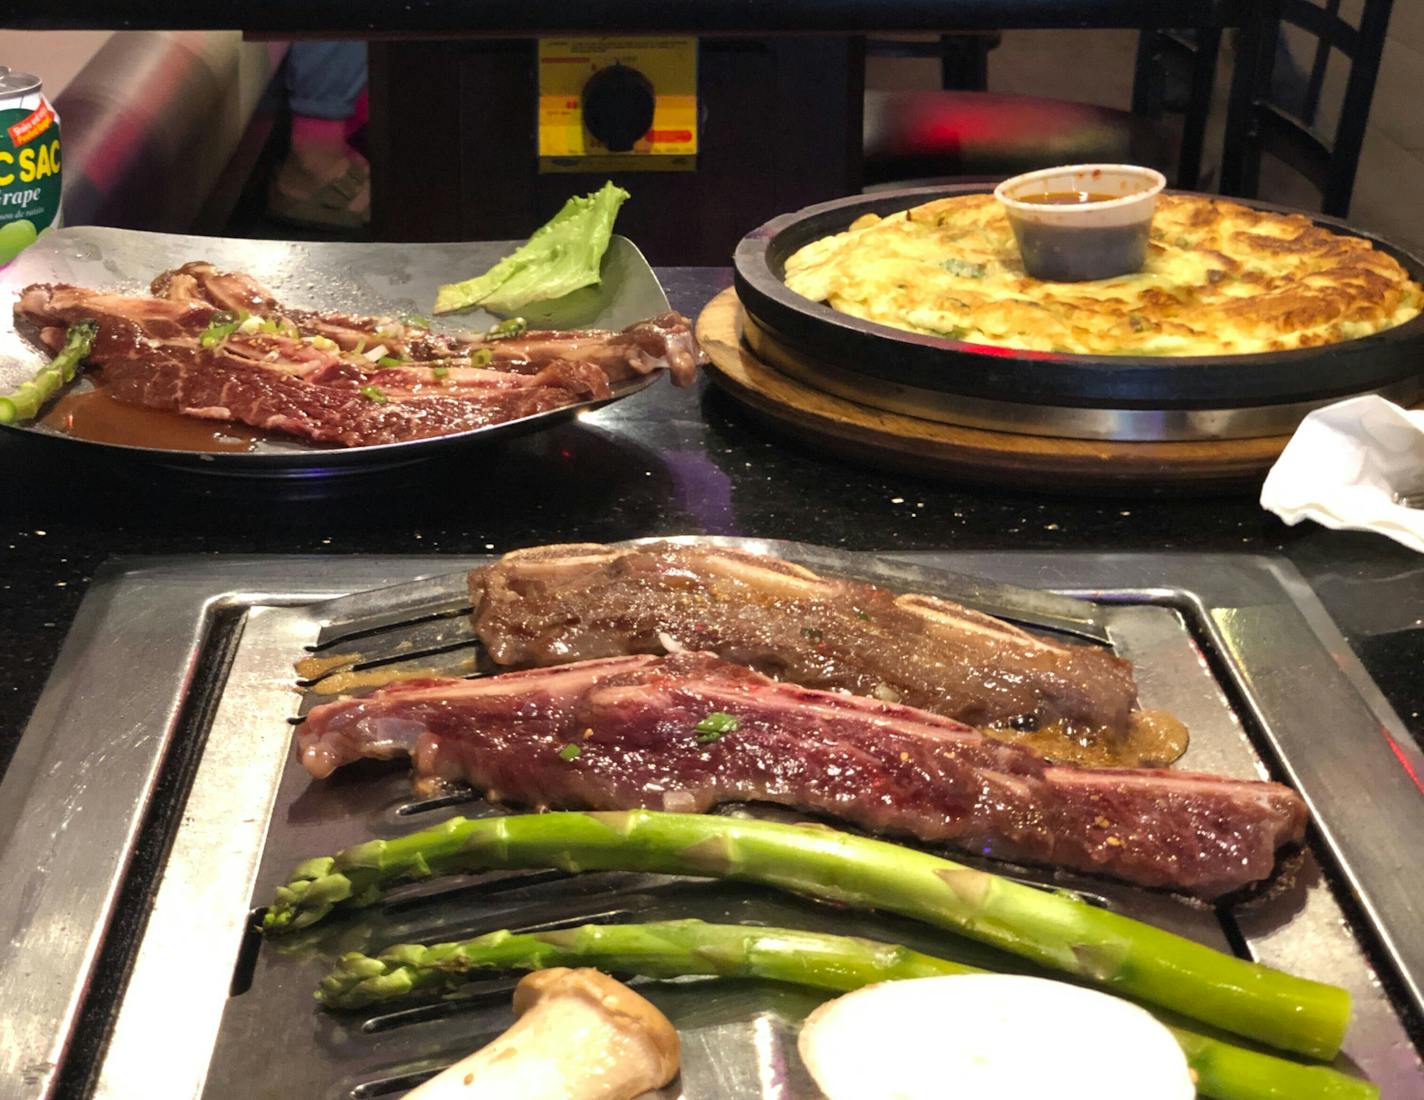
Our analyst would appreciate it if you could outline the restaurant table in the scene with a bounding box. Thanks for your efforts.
[5,0,1277,260]
[0,266,1420,787]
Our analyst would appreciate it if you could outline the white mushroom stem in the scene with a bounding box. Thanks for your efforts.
[406,968,680,1100]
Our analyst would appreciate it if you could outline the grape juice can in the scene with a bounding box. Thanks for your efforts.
[0,66,61,267]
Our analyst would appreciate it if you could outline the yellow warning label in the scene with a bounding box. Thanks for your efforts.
[537,37,697,170]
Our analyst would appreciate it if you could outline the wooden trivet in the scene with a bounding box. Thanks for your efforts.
[696,287,1303,493]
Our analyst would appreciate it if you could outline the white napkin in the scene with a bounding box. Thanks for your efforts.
[1260,395,1424,553]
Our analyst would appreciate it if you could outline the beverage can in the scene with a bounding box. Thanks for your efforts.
[0,65,62,267]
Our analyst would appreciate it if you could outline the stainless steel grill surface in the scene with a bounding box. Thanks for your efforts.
[0,543,1421,1099]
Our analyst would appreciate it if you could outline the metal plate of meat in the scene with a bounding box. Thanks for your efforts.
[0,227,670,476]
[1,544,1422,1099]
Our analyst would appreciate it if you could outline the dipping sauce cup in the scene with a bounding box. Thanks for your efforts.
[994,164,1166,282]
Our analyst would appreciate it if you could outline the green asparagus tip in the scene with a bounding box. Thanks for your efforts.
[263,858,355,932]
[293,856,337,879]
[1,320,98,423]
[317,952,416,1006]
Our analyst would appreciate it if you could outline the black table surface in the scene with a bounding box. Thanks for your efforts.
[12,0,1243,34]
[1,266,1421,787]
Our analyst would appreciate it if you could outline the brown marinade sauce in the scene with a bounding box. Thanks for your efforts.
[1019,191,1122,205]
[39,385,264,453]
[991,708,1190,768]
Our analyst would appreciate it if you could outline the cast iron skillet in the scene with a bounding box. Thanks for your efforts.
[733,185,1424,410]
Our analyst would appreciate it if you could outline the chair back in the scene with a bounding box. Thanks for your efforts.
[1248,0,1395,217]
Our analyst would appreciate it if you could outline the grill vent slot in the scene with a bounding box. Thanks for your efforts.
[228,910,266,997]
[397,792,481,817]
[361,979,524,1034]
[351,1069,440,1098]
[314,604,474,652]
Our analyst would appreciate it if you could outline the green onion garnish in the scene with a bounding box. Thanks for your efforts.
[359,385,388,404]
[470,347,493,367]
[694,712,740,743]
[557,743,582,761]
[431,366,450,380]
[377,356,404,369]
[941,257,986,278]
[199,311,242,348]
[487,317,528,340]
[353,338,367,356]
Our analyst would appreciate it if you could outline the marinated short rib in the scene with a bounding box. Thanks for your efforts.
[472,313,705,388]
[15,283,610,446]
[150,261,705,386]
[296,652,1305,897]
[14,265,705,445]
[469,543,1183,765]
[152,261,279,315]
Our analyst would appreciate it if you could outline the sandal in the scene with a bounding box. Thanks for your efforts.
[268,160,370,231]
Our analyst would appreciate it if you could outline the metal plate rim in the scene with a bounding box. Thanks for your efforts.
[0,373,657,477]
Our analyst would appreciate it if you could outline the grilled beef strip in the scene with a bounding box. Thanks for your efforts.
[468,542,1185,765]
[15,283,612,446]
[297,652,1304,897]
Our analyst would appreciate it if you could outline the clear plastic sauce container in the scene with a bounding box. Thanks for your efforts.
[994,164,1165,282]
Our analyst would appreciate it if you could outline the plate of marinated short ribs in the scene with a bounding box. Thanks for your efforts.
[1,227,700,474]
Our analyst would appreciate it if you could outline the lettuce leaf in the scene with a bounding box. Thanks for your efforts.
[434,182,630,315]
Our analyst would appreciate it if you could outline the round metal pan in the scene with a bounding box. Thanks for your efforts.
[732,185,1424,440]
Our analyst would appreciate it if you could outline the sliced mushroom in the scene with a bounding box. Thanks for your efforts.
[407,967,680,1100]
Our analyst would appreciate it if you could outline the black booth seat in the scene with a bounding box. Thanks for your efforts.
[863,89,1174,187]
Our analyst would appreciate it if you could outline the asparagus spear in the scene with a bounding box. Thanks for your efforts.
[319,920,958,1008]
[0,321,97,423]
[317,920,1378,1100]
[263,810,1349,1059]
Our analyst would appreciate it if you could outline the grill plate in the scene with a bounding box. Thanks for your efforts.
[1,544,1421,1099]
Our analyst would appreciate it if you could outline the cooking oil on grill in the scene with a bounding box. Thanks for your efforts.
[0,65,61,267]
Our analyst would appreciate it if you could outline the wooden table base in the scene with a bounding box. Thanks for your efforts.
[696,287,1302,494]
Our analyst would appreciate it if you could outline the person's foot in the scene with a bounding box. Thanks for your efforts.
[269,116,370,230]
